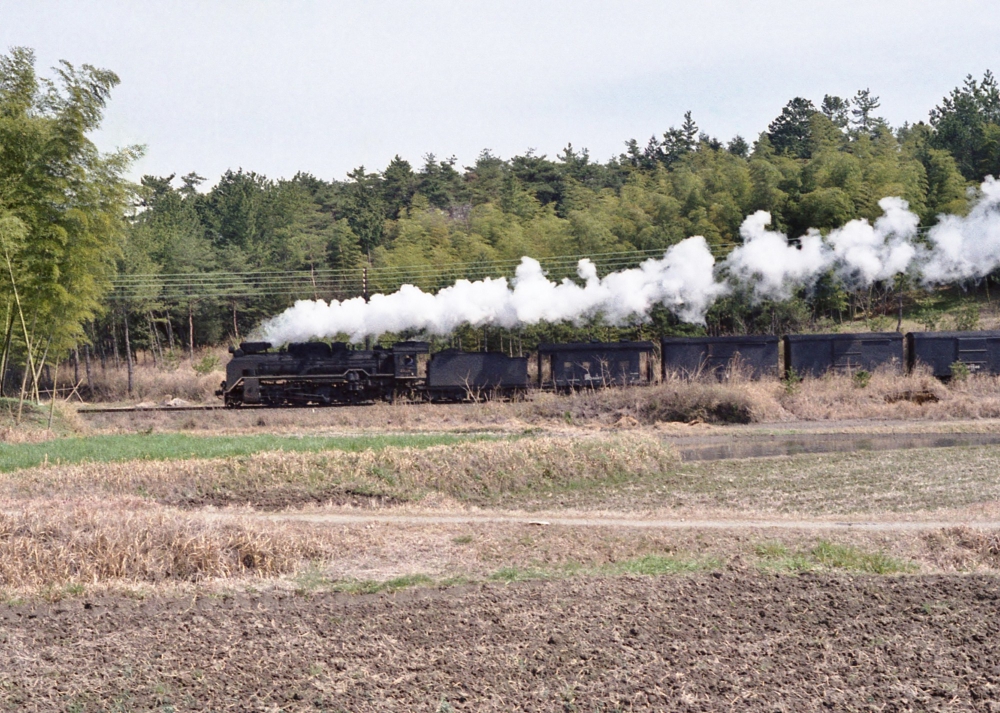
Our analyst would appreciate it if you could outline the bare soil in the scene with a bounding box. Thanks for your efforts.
[3,572,1000,712]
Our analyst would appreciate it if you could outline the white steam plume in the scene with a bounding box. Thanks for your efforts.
[257,178,1000,344]
[258,237,725,344]
[921,175,1000,283]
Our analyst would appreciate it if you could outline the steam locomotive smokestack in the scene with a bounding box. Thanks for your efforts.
[256,177,1000,345]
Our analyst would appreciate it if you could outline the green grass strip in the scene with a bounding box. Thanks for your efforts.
[0,433,490,473]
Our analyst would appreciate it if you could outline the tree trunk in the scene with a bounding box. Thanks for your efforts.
[123,309,133,397]
[147,312,159,367]
[84,344,93,397]
[112,319,121,370]
[164,312,175,351]
[73,345,80,386]
[232,302,240,340]
[188,303,195,362]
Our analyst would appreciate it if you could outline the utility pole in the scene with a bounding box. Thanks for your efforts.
[363,266,371,350]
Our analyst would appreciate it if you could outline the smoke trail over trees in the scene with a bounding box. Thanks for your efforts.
[258,178,1000,344]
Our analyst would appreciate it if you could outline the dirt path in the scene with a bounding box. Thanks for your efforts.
[213,510,1000,532]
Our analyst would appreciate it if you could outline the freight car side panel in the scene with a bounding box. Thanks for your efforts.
[784,333,903,377]
[426,350,529,400]
[537,342,654,389]
[661,336,779,379]
[906,331,1000,376]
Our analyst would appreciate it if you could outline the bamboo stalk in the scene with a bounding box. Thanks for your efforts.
[32,336,51,404]
[4,249,37,424]
[0,298,13,398]
[47,358,58,431]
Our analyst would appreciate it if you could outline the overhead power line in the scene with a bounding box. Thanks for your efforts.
[107,244,744,302]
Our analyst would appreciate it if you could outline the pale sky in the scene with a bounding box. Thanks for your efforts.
[3,0,1000,186]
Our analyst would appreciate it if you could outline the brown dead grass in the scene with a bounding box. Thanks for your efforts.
[921,526,1000,571]
[776,367,1000,420]
[0,498,327,590]
[6,496,1000,593]
[0,435,678,509]
[76,371,1000,441]
[76,347,227,403]
[528,369,1000,426]
[527,378,786,426]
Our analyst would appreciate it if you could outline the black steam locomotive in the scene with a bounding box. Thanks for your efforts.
[218,329,1000,408]
[217,340,533,407]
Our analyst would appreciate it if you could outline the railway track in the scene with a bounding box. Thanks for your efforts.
[76,404,226,414]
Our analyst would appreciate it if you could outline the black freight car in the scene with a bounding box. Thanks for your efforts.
[906,331,1000,377]
[426,350,529,401]
[783,333,903,377]
[218,340,428,407]
[661,335,779,379]
[536,341,655,390]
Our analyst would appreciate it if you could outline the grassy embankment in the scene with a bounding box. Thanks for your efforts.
[0,432,487,472]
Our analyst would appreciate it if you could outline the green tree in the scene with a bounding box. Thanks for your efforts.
[821,95,851,129]
[0,47,140,398]
[381,155,415,219]
[930,70,1000,180]
[850,88,884,134]
[344,167,385,258]
[767,98,817,158]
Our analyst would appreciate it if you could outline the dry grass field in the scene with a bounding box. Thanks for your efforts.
[4,378,1000,709]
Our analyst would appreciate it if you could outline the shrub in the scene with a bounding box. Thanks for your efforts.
[194,354,221,376]
[782,367,803,395]
[954,302,981,331]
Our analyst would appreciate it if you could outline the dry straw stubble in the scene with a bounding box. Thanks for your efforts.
[0,498,327,590]
[0,435,678,508]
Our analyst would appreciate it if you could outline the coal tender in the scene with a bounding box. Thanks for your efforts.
[661,335,779,379]
[783,333,904,377]
[536,341,655,390]
[906,331,1000,377]
[426,349,529,401]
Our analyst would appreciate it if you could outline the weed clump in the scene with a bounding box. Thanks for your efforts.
[754,539,915,574]
[528,381,771,425]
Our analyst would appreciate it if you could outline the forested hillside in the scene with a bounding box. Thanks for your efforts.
[3,45,1000,395]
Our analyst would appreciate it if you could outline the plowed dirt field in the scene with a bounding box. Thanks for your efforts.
[4,572,1000,712]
